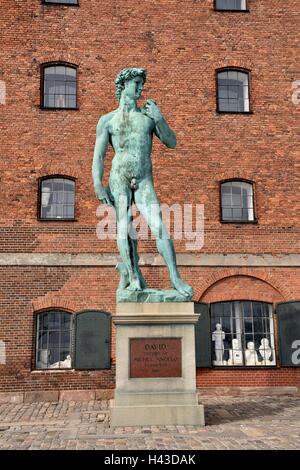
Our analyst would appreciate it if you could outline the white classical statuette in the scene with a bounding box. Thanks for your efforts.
[50,354,71,369]
[228,338,243,366]
[259,338,275,365]
[212,323,225,365]
[245,341,260,366]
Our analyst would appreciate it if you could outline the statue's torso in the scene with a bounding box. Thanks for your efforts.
[108,108,154,181]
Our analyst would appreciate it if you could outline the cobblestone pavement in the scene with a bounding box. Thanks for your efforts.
[0,396,300,450]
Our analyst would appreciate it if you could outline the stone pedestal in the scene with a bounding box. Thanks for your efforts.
[110,302,205,427]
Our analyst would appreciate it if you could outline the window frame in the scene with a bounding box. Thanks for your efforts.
[210,300,278,369]
[219,178,258,224]
[42,0,79,7]
[34,309,74,371]
[214,0,249,12]
[216,67,252,114]
[37,175,77,222]
[40,62,79,111]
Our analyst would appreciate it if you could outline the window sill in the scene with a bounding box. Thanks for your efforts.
[220,219,258,225]
[211,365,278,370]
[31,369,75,373]
[42,2,79,7]
[38,218,77,222]
[39,107,79,111]
[214,10,250,13]
[217,110,253,115]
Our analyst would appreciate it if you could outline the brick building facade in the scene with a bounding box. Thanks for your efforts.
[0,0,300,401]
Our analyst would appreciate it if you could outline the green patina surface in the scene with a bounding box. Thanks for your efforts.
[92,68,193,302]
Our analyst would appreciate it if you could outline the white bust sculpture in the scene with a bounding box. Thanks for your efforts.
[228,338,243,366]
[245,341,260,366]
[259,338,274,365]
[212,323,225,365]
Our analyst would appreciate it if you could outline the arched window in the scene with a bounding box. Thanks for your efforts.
[210,301,276,367]
[215,0,247,11]
[221,180,255,222]
[217,69,250,113]
[42,63,77,109]
[39,177,75,220]
[43,1,79,6]
[36,310,72,369]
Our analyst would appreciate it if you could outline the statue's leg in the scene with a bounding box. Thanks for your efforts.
[128,214,148,289]
[134,178,193,299]
[112,186,143,291]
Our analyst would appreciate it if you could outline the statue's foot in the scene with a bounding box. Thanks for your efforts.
[126,276,143,291]
[171,277,193,299]
[137,271,148,289]
[116,262,130,289]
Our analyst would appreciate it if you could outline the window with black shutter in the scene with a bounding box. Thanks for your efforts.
[194,302,212,368]
[277,302,300,367]
[74,311,111,369]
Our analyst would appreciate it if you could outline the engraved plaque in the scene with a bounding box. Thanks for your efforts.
[130,338,182,378]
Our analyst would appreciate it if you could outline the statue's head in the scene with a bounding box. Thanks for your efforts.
[115,68,147,101]
[215,323,222,330]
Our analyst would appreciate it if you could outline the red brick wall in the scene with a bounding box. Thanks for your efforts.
[0,0,299,253]
[0,1,299,392]
[0,265,300,392]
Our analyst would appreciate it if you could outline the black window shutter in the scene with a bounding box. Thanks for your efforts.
[194,302,212,368]
[74,311,111,369]
[277,301,300,367]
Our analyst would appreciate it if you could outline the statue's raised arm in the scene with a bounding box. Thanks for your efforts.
[142,99,176,149]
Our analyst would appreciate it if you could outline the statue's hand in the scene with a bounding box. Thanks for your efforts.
[142,99,163,123]
[95,186,114,206]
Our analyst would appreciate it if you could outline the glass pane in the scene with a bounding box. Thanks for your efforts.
[65,191,75,204]
[66,95,76,108]
[45,0,78,4]
[228,99,238,112]
[228,85,239,99]
[216,0,246,11]
[66,82,76,95]
[44,66,55,77]
[227,71,238,82]
[219,86,228,99]
[218,98,229,111]
[48,349,60,367]
[223,302,232,317]
[61,314,71,329]
[65,205,75,218]
[40,313,48,329]
[38,331,48,349]
[232,208,242,219]
[244,317,253,334]
[222,208,232,220]
[64,180,75,191]
[53,180,63,191]
[243,301,252,317]
[66,67,77,79]
[48,313,59,329]
[61,330,70,348]
[48,331,60,348]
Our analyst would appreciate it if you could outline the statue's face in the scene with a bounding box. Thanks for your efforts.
[123,76,144,100]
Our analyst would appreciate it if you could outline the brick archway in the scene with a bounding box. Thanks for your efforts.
[194,269,290,303]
